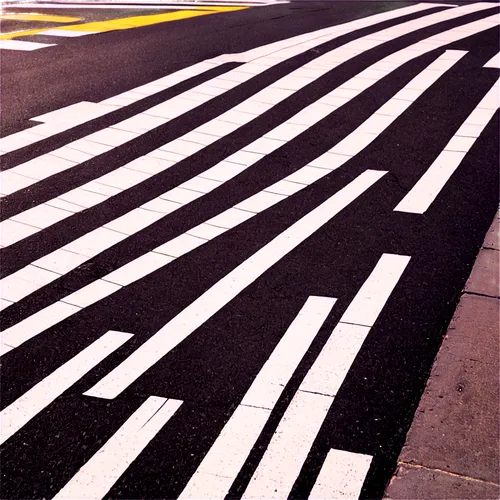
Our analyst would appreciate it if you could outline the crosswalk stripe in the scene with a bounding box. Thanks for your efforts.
[0,3,444,158]
[484,51,500,68]
[309,449,373,500]
[82,170,386,400]
[179,296,336,499]
[0,48,471,352]
[394,77,500,214]
[0,4,498,498]
[1,6,496,266]
[0,39,55,51]
[53,397,183,500]
[40,29,98,37]
[0,330,133,444]
[241,254,410,499]
[0,60,223,156]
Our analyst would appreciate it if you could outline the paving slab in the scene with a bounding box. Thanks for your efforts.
[483,217,499,251]
[464,248,500,298]
[386,464,500,500]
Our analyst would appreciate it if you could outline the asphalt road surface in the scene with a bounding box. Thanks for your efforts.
[1,1,499,499]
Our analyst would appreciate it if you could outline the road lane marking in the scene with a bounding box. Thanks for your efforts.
[57,9,238,33]
[394,77,500,214]
[0,13,81,22]
[241,254,410,499]
[0,48,468,352]
[0,330,133,445]
[53,397,183,500]
[82,170,386,400]
[309,449,373,500]
[0,27,50,40]
[0,3,458,155]
[0,7,246,41]
[0,39,55,50]
[41,29,98,37]
[1,8,486,251]
[484,51,500,68]
[0,3,447,174]
[179,296,336,499]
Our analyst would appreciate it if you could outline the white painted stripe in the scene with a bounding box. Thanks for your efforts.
[0,3,440,157]
[41,29,98,37]
[0,39,55,51]
[1,5,489,235]
[179,296,336,499]
[0,48,466,352]
[0,41,469,288]
[242,254,409,499]
[300,254,410,397]
[0,4,448,182]
[340,254,413,327]
[53,397,182,500]
[394,77,500,214]
[0,330,133,446]
[484,51,500,68]
[0,62,218,155]
[309,449,373,500]
[83,170,386,400]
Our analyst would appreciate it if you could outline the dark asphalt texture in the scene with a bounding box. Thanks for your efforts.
[1,1,499,499]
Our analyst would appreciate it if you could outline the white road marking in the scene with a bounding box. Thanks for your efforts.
[309,449,373,499]
[1,8,491,245]
[0,61,218,155]
[0,48,467,353]
[0,3,442,157]
[394,77,500,214]
[53,397,182,500]
[241,254,410,499]
[484,51,500,68]
[0,39,55,51]
[0,330,133,446]
[0,3,453,195]
[83,170,386,400]
[179,296,336,499]
[41,29,98,37]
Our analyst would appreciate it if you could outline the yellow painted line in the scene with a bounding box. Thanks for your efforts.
[0,13,81,22]
[60,8,246,33]
[0,7,247,38]
[0,28,46,40]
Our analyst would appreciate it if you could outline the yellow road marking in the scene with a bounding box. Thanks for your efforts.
[0,7,247,39]
[59,7,246,32]
[0,28,46,40]
[0,13,81,23]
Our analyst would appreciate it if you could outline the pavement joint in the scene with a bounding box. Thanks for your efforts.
[461,289,500,300]
[396,461,500,488]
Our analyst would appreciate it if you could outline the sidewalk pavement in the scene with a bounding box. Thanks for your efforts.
[385,213,499,500]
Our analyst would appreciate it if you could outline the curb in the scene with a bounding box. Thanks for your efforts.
[384,212,500,499]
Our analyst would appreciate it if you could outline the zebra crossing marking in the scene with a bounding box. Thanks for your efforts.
[179,296,337,499]
[309,449,373,500]
[0,330,133,445]
[53,397,183,500]
[0,3,499,498]
[0,47,472,352]
[241,254,410,499]
[395,78,500,214]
